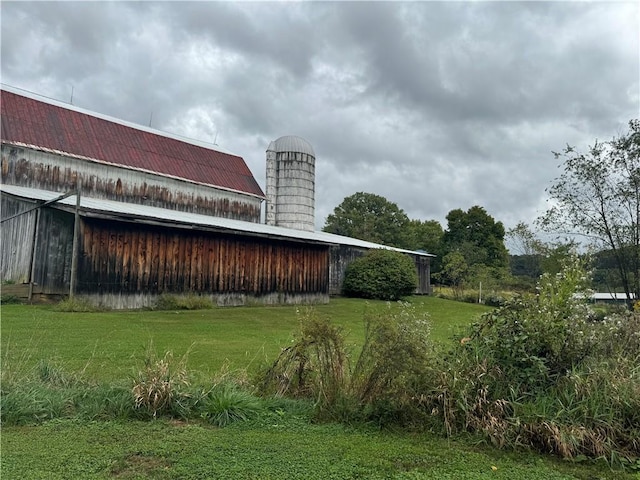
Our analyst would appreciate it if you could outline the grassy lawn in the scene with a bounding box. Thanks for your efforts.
[2,297,636,479]
[1,297,491,382]
[2,418,625,480]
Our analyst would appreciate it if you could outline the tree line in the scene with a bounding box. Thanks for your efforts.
[323,119,640,304]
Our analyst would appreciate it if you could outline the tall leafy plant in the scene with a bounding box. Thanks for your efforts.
[540,119,640,305]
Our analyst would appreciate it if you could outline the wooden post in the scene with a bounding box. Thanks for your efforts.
[69,190,80,298]
[27,207,41,301]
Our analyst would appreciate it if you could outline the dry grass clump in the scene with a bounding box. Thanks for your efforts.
[54,297,106,312]
[131,347,190,418]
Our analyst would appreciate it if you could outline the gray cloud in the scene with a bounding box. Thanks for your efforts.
[2,1,638,237]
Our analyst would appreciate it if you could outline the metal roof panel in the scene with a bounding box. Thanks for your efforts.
[1,87,265,199]
[1,185,433,257]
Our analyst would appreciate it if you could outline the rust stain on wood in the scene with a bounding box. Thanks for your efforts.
[2,147,262,222]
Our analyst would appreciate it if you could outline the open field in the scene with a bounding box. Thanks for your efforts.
[1,297,492,382]
[2,297,637,479]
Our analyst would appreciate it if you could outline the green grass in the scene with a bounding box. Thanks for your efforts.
[4,297,634,479]
[1,297,491,382]
[2,418,633,479]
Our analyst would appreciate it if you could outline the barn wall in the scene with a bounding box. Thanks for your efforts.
[412,254,432,295]
[77,218,330,307]
[329,245,366,295]
[1,144,262,222]
[32,208,74,294]
[1,195,37,283]
[0,194,75,293]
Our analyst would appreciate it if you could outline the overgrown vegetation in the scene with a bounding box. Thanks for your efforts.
[0,346,266,428]
[3,266,639,472]
[0,294,22,304]
[53,296,106,312]
[261,256,640,468]
[435,285,511,307]
[259,308,348,407]
[540,119,640,304]
[155,293,214,310]
[342,249,418,300]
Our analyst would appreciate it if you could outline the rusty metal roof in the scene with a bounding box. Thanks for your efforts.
[0,87,265,199]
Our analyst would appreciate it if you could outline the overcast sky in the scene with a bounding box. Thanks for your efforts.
[2,1,638,233]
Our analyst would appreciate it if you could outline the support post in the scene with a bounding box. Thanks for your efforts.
[27,208,41,301]
[69,191,80,298]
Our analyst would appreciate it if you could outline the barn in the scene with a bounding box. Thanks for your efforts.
[1,86,432,308]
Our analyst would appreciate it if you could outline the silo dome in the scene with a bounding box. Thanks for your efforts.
[267,136,315,157]
[265,135,316,232]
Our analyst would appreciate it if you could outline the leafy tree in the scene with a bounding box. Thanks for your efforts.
[323,192,410,248]
[507,224,584,290]
[405,219,443,254]
[405,219,444,272]
[507,222,547,280]
[342,249,418,301]
[442,206,509,270]
[436,251,468,298]
[539,239,580,277]
[592,248,628,293]
[539,119,640,304]
[507,222,545,258]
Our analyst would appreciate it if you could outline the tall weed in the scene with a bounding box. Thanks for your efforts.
[350,302,432,425]
[131,345,190,418]
[260,308,347,407]
[260,303,433,426]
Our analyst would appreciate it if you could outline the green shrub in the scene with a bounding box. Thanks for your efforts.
[54,297,105,312]
[0,295,22,304]
[342,249,417,301]
[200,383,263,427]
[464,255,597,389]
[426,255,640,464]
[155,293,213,310]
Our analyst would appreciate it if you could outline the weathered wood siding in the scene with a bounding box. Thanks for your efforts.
[1,195,37,283]
[413,255,432,295]
[32,208,74,294]
[329,245,366,295]
[1,144,262,222]
[0,194,74,292]
[77,218,330,297]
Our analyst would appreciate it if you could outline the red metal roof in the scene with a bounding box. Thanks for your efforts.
[0,89,265,198]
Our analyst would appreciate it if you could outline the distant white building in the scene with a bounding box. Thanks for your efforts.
[589,292,635,304]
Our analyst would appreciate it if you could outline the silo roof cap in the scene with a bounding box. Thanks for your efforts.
[267,135,315,157]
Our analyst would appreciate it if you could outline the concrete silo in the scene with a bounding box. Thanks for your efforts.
[265,135,315,231]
